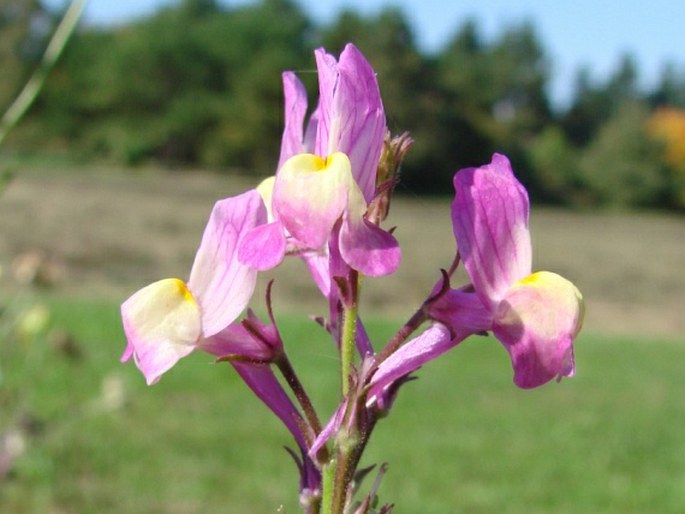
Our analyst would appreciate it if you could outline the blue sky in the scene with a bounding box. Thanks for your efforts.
[45,0,685,107]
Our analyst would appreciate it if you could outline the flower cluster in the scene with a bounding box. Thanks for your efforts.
[120,44,584,513]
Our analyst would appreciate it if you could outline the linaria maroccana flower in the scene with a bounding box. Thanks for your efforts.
[121,190,266,385]
[451,153,584,388]
[239,43,400,278]
[368,153,584,408]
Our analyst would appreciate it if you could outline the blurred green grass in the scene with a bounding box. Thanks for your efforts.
[1,296,684,513]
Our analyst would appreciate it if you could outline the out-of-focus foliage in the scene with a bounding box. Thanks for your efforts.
[646,107,685,207]
[0,0,52,110]
[527,126,580,205]
[4,0,685,210]
[22,0,312,170]
[577,102,671,208]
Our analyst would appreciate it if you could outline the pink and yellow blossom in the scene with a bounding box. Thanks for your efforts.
[121,190,266,384]
[451,153,584,388]
[239,44,400,278]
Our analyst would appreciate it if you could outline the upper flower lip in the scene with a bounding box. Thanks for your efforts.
[452,153,532,309]
[279,43,386,204]
[278,71,311,169]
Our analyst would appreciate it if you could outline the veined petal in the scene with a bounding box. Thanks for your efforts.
[278,72,309,169]
[273,152,349,249]
[337,173,400,276]
[313,49,337,149]
[238,221,286,271]
[188,190,266,337]
[493,271,584,389]
[339,216,400,277]
[121,278,202,385]
[452,153,532,309]
[314,44,386,203]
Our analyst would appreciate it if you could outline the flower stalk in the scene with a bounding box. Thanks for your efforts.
[340,269,360,397]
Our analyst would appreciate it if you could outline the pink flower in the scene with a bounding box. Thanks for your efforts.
[451,154,584,388]
[239,44,400,278]
[120,190,266,384]
[367,154,583,405]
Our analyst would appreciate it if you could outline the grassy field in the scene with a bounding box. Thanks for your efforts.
[1,297,684,513]
[1,168,684,512]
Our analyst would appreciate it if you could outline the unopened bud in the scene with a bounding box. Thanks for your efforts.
[369,131,413,223]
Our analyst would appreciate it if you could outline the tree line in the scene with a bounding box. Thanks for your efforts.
[3,0,685,209]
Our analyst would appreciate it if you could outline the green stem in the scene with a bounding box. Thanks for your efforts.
[331,448,354,514]
[321,459,337,514]
[322,269,362,513]
[340,305,357,397]
[340,270,360,397]
[327,414,379,514]
[0,0,86,147]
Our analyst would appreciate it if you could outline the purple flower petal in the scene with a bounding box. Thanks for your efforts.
[232,362,310,451]
[367,323,456,407]
[238,220,287,271]
[427,289,492,335]
[355,318,374,357]
[314,44,386,203]
[187,190,266,337]
[338,216,400,277]
[452,153,532,309]
[278,71,309,169]
[492,271,584,389]
[200,312,281,363]
[300,250,331,297]
[309,398,347,459]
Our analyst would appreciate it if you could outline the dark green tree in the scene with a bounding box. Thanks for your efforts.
[562,53,641,147]
[31,0,311,170]
[649,62,685,108]
[434,20,552,190]
[527,125,580,204]
[578,101,670,207]
[320,8,448,191]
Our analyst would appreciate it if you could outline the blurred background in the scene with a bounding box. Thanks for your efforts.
[3,0,685,205]
[1,1,684,513]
